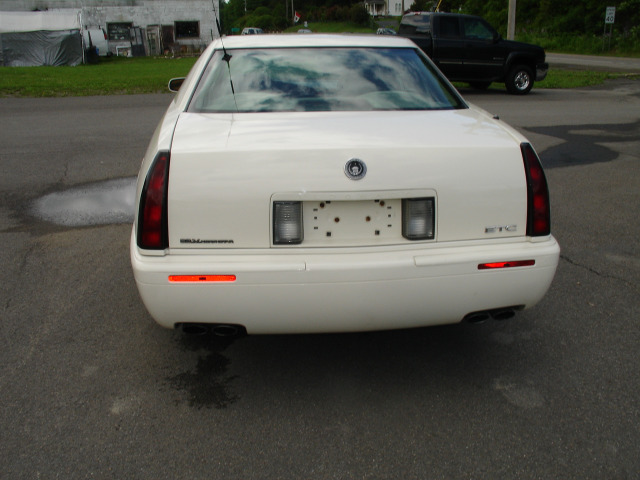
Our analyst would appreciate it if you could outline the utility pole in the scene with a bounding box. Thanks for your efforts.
[507,0,516,40]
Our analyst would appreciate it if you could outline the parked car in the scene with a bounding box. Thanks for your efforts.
[398,12,548,94]
[241,27,263,35]
[376,27,397,35]
[131,34,559,335]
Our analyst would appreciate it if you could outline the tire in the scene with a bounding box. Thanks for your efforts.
[506,65,534,95]
[469,81,492,90]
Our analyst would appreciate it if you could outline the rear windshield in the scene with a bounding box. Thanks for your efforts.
[187,47,465,113]
[398,15,431,35]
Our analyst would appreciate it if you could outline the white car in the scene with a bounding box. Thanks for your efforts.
[131,34,559,335]
[241,27,264,35]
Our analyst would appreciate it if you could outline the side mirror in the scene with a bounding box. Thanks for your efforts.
[168,77,185,93]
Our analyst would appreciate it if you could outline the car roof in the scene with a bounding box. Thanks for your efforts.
[212,33,417,50]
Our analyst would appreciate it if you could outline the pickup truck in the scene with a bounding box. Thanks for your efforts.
[398,12,548,95]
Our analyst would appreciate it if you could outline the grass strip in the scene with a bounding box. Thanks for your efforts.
[0,56,198,97]
[1,55,636,98]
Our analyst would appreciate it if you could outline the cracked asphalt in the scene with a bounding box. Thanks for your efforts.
[1,79,639,479]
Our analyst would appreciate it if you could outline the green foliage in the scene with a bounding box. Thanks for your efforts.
[457,0,640,37]
[349,4,371,26]
[409,0,434,12]
[517,30,640,56]
[219,0,640,47]
[221,0,369,33]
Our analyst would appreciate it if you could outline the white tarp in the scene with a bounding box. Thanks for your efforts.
[0,10,81,33]
[0,10,83,66]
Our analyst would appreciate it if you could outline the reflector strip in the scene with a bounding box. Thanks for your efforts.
[169,275,236,283]
[478,260,535,270]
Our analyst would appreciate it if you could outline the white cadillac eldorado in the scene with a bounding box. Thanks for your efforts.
[131,34,559,335]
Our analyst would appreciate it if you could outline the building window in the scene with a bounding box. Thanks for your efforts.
[175,21,200,39]
[108,23,132,41]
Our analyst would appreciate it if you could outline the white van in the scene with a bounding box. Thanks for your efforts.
[82,27,110,56]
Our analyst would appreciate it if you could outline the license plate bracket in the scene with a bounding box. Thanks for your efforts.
[302,199,401,246]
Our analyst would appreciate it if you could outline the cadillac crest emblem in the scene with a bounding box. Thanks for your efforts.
[344,158,367,180]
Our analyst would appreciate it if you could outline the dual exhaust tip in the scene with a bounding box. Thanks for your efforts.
[464,306,523,324]
[179,323,246,337]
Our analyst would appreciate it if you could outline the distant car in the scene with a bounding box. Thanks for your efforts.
[131,34,559,335]
[241,27,264,35]
[376,27,396,35]
[297,28,312,33]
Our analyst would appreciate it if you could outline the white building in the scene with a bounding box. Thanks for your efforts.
[363,0,416,17]
[0,0,220,56]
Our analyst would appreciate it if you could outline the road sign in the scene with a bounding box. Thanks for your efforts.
[605,7,616,24]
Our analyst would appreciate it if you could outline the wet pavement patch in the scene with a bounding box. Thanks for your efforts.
[32,177,136,226]
[166,332,240,409]
[526,120,640,169]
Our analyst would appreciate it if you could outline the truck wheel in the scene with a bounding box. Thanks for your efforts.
[506,65,534,95]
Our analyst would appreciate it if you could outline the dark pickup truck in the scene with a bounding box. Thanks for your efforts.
[398,12,548,95]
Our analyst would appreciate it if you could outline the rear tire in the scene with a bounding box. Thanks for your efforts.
[506,65,534,95]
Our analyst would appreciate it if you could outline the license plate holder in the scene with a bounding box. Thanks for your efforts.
[302,199,401,246]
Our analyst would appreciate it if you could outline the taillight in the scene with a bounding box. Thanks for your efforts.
[402,198,435,240]
[273,201,303,245]
[521,143,551,236]
[137,151,169,249]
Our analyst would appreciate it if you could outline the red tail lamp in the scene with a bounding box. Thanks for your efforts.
[478,260,535,270]
[169,275,237,283]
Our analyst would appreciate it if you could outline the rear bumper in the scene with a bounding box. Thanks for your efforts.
[131,232,560,334]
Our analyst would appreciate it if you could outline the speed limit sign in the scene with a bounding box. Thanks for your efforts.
[605,6,616,24]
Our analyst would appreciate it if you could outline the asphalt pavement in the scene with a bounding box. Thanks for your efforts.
[1,78,639,479]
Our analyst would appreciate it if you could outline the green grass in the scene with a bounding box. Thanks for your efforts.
[0,56,198,97]
[1,49,637,98]
[541,69,626,88]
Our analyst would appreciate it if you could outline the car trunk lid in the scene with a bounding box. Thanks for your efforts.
[167,109,527,249]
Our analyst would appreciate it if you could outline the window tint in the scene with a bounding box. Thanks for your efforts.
[176,21,200,39]
[438,17,460,38]
[462,18,495,40]
[398,15,431,35]
[188,48,466,113]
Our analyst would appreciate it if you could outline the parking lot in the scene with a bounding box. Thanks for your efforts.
[1,79,639,478]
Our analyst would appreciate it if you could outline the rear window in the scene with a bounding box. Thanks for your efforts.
[187,47,465,113]
[398,14,431,35]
